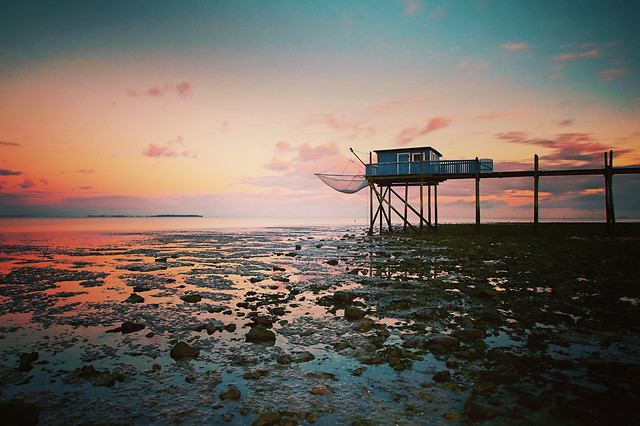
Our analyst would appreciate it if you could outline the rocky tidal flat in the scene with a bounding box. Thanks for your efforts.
[1,223,639,425]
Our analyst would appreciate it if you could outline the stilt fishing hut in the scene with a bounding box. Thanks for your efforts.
[316,146,493,234]
[316,146,639,236]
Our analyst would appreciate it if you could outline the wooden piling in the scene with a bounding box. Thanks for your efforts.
[420,158,424,234]
[534,154,539,233]
[434,184,438,233]
[475,157,480,232]
[403,184,408,233]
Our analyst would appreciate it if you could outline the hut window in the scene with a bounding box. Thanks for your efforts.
[412,153,424,162]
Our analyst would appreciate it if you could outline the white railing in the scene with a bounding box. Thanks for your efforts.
[365,159,493,176]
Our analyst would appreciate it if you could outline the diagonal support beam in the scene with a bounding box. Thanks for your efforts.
[388,187,433,229]
[371,184,417,232]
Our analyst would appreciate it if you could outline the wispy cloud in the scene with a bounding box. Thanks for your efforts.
[496,131,632,167]
[300,111,376,139]
[0,140,21,147]
[455,59,489,71]
[474,108,528,120]
[18,178,36,189]
[264,158,291,171]
[403,1,420,16]
[501,42,530,51]
[126,81,193,98]
[553,49,599,63]
[598,68,628,82]
[142,136,196,159]
[558,119,574,126]
[396,117,451,146]
[0,169,21,176]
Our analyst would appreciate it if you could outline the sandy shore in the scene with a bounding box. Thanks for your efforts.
[1,223,639,424]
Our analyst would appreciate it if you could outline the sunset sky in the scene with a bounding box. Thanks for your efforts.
[1,1,639,221]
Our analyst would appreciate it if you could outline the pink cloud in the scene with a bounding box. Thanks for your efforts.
[598,68,628,82]
[19,178,35,189]
[142,136,196,159]
[553,49,599,63]
[496,131,633,167]
[264,158,291,171]
[300,111,376,139]
[396,117,451,146]
[220,121,229,133]
[501,42,530,51]
[176,81,192,97]
[298,142,340,162]
[475,108,527,120]
[276,141,292,152]
[126,81,193,98]
[403,2,420,16]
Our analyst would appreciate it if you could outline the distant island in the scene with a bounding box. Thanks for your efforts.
[87,214,203,218]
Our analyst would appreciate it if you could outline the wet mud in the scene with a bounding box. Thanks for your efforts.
[1,224,639,424]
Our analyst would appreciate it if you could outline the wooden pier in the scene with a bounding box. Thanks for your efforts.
[366,149,640,236]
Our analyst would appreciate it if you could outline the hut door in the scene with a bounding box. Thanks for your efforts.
[397,153,410,174]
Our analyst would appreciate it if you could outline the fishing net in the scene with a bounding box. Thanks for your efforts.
[315,173,368,194]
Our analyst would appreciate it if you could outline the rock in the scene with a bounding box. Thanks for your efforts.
[412,307,438,320]
[333,291,356,304]
[453,328,485,343]
[310,384,333,395]
[17,352,39,372]
[472,381,497,394]
[170,342,200,360]
[325,259,339,266]
[446,357,460,369]
[252,412,282,426]
[133,286,150,292]
[219,386,241,401]
[427,334,460,350]
[442,412,460,421]
[277,354,292,364]
[295,245,302,250]
[433,370,451,383]
[180,294,202,303]
[107,321,145,334]
[428,344,447,356]
[243,369,268,380]
[155,257,168,262]
[291,351,315,363]
[249,277,263,283]
[64,365,116,387]
[0,399,40,425]
[352,318,375,332]
[246,325,276,343]
[344,306,366,320]
[248,315,274,328]
[125,293,144,303]
[464,398,498,421]
[224,323,237,332]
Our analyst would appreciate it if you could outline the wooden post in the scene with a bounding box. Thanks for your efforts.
[605,152,611,234]
[403,184,409,233]
[369,152,373,235]
[534,154,539,233]
[610,150,615,227]
[475,157,480,232]
[428,184,432,231]
[379,185,383,234]
[434,183,438,233]
[420,157,424,234]
[387,186,392,233]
